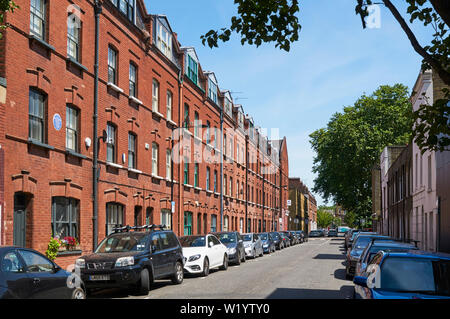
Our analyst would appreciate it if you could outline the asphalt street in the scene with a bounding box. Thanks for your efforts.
[89,237,355,299]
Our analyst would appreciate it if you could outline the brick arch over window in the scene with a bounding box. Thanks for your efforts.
[49,180,83,200]
[11,171,38,195]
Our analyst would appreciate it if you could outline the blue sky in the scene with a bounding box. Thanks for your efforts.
[145,0,435,207]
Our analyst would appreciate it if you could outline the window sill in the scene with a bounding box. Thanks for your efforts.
[206,190,213,194]
[106,161,123,169]
[29,34,55,52]
[57,249,82,257]
[194,186,202,191]
[167,119,177,127]
[184,184,193,188]
[107,82,124,94]
[66,149,88,159]
[153,110,164,119]
[152,174,164,180]
[66,56,88,72]
[129,96,143,105]
[128,168,143,174]
[27,138,55,150]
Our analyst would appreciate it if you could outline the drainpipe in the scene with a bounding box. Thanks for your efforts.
[178,71,183,236]
[92,1,102,251]
[220,107,224,231]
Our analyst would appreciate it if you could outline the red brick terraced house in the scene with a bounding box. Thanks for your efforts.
[0,0,289,268]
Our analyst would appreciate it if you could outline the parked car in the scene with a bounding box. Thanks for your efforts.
[309,230,324,237]
[279,232,291,247]
[281,231,297,245]
[338,226,351,237]
[346,233,390,278]
[299,230,308,242]
[211,232,246,265]
[355,240,418,276]
[322,229,329,237]
[347,231,376,251]
[0,246,86,299]
[293,231,304,243]
[243,233,264,258]
[354,250,450,299]
[328,229,338,237]
[77,225,184,295]
[180,234,228,277]
[344,229,357,249]
[269,232,284,250]
[258,233,276,253]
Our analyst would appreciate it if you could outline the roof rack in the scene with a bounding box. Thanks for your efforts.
[113,224,167,233]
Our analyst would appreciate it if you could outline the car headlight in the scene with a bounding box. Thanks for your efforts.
[75,258,85,269]
[188,254,201,262]
[115,256,134,267]
[228,248,236,255]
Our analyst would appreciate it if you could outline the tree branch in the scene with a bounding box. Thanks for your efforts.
[429,0,450,27]
[383,0,450,85]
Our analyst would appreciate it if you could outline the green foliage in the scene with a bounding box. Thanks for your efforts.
[0,1,19,39]
[45,237,61,261]
[412,88,450,153]
[310,84,413,221]
[344,211,359,228]
[201,0,301,52]
[317,209,335,229]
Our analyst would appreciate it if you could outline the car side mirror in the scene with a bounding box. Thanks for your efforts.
[151,245,157,253]
[353,276,368,288]
[53,265,61,273]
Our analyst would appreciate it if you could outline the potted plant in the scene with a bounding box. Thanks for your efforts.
[45,237,61,261]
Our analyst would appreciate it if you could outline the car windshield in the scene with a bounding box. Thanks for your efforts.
[259,234,268,240]
[271,233,280,239]
[243,235,252,241]
[367,247,414,263]
[218,233,236,244]
[179,236,206,247]
[380,257,450,296]
[95,233,148,253]
[354,236,375,250]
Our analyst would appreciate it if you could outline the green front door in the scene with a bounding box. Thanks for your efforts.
[184,212,192,235]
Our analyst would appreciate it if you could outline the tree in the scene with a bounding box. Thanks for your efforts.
[0,1,19,39]
[201,0,449,152]
[309,84,413,221]
[317,209,334,229]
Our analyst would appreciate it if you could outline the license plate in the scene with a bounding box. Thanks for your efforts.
[89,275,110,281]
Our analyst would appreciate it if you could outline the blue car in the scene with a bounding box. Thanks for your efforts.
[258,233,276,254]
[354,250,450,299]
[355,240,418,276]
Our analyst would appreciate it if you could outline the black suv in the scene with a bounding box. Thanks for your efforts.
[77,225,184,295]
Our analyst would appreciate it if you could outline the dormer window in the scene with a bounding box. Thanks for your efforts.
[110,0,135,23]
[224,98,232,117]
[157,22,172,58]
[208,78,218,104]
[186,54,198,85]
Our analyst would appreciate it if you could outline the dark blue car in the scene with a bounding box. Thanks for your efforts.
[258,233,276,254]
[354,250,450,299]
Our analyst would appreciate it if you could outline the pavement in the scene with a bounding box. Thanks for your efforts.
[89,237,355,299]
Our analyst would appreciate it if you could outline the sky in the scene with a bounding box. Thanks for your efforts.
[144,0,435,207]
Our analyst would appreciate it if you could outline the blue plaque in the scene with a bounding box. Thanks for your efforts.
[53,114,62,131]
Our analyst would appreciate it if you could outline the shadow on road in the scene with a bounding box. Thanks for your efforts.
[266,286,355,299]
[334,268,352,281]
[313,253,344,260]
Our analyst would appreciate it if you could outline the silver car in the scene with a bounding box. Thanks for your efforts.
[242,233,264,258]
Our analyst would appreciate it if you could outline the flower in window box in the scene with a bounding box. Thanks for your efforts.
[61,236,79,250]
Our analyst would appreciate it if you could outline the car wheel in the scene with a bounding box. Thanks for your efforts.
[71,287,86,299]
[138,268,151,295]
[220,255,228,270]
[202,258,210,277]
[171,261,184,285]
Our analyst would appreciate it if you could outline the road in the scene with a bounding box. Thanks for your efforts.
[89,237,355,299]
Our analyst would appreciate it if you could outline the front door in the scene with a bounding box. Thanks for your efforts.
[13,193,28,247]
